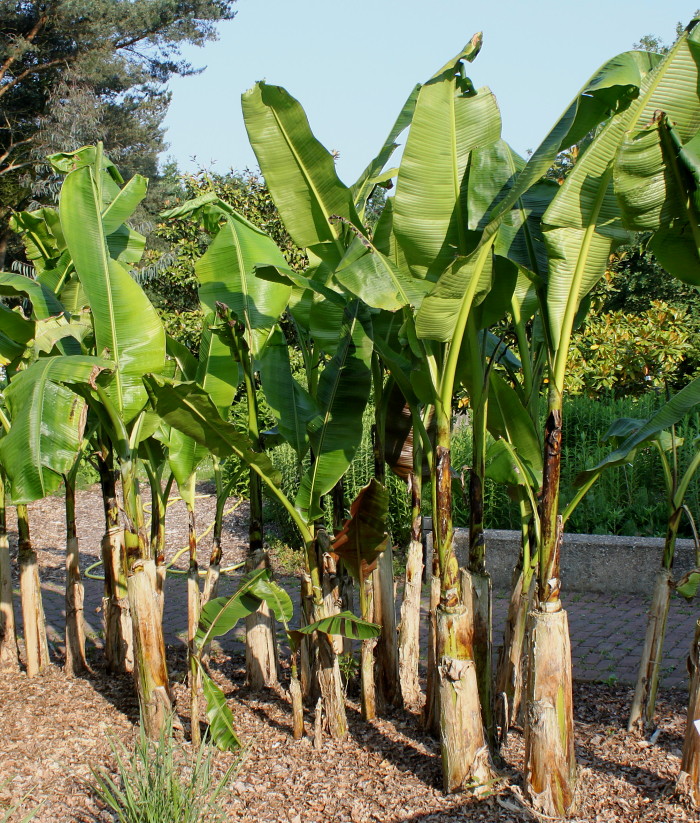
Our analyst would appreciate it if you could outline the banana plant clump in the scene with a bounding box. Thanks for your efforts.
[0,16,699,823]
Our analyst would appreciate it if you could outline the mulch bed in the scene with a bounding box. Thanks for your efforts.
[0,487,697,822]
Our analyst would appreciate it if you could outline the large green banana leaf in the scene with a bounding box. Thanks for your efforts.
[333,235,429,312]
[0,271,66,319]
[0,304,34,366]
[294,611,381,640]
[614,115,700,285]
[195,208,291,358]
[543,23,700,364]
[258,327,317,459]
[144,374,282,487]
[198,662,242,750]
[294,300,373,522]
[0,355,112,503]
[486,370,543,488]
[393,50,502,281]
[60,164,166,423]
[241,81,364,264]
[167,321,238,507]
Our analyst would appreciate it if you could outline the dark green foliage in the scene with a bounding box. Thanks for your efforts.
[0,0,236,266]
[450,394,700,539]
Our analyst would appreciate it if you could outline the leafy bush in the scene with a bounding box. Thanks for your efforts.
[91,718,240,823]
[567,301,697,397]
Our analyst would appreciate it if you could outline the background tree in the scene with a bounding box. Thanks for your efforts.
[0,0,237,266]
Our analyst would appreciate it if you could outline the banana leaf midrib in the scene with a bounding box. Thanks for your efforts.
[268,104,346,258]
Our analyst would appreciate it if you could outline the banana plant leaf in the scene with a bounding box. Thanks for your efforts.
[576,376,700,484]
[0,355,112,504]
[333,235,429,312]
[197,661,242,750]
[485,370,543,488]
[614,115,700,285]
[59,163,165,423]
[242,81,364,264]
[167,322,238,507]
[258,327,317,459]
[543,23,700,361]
[294,300,373,521]
[247,573,294,626]
[194,568,269,651]
[0,271,66,320]
[393,43,501,281]
[293,611,381,640]
[192,205,291,358]
[676,569,700,601]
[144,374,282,487]
[331,479,390,581]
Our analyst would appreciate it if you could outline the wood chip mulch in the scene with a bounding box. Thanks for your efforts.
[0,486,698,822]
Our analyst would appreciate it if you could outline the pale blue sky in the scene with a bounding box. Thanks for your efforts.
[162,1,698,185]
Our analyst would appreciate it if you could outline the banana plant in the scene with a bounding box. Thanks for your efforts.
[144,372,385,741]
[577,377,700,740]
[0,355,111,676]
[191,566,380,750]
[488,26,700,815]
[163,193,291,691]
[242,74,414,717]
[49,143,173,737]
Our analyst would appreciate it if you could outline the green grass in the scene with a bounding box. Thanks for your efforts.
[91,718,240,823]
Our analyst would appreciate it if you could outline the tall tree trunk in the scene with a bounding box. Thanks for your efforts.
[0,473,19,672]
[97,448,132,672]
[628,510,681,734]
[64,474,87,676]
[677,619,700,808]
[398,465,424,708]
[524,405,576,817]
[17,504,50,676]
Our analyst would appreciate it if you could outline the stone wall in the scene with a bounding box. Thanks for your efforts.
[425,528,698,595]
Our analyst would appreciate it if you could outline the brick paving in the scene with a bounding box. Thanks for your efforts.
[21,576,698,689]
